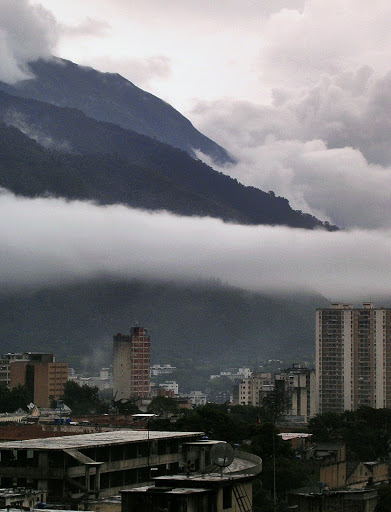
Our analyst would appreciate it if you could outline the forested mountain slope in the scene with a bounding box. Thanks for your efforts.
[0,93,336,229]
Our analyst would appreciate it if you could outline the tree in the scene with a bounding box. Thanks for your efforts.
[147,396,179,417]
[113,399,140,415]
[249,423,307,504]
[60,381,108,415]
[308,407,391,461]
[206,376,233,394]
[175,403,245,443]
[0,384,31,413]
[10,384,31,411]
[230,405,260,425]
[260,387,291,424]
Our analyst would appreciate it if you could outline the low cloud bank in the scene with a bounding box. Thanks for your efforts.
[1,190,391,300]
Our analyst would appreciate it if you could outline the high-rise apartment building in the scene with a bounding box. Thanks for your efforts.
[316,302,391,414]
[113,326,151,402]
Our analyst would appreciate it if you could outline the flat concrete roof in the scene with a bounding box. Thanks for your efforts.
[0,431,203,450]
[153,473,253,486]
[123,486,212,495]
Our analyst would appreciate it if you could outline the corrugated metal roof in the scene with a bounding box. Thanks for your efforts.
[0,430,203,450]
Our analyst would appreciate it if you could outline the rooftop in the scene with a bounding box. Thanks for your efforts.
[0,430,203,450]
[123,486,213,495]
[279,433,313,441]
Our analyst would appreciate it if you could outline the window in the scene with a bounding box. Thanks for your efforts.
[223,486,232,509]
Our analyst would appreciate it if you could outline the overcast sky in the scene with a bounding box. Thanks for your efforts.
[2,1,391,298]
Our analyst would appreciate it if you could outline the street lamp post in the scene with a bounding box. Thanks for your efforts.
[132,414,158,481]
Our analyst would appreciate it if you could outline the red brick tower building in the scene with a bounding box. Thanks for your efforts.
[113,327,150,402]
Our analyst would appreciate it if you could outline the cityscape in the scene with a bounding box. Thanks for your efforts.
[0,304,389,510]
[3,1,391,512]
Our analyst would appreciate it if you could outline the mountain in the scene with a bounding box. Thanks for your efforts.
[0,279,328,369]
[0,57,232,164]
[0,122,248,221]
[0,92,336,229]
[0,60,337,366]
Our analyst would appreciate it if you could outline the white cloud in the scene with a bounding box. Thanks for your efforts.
[1,189,391,300]
[88,55,172,88]
[259,0,391,88]
[60,17,110,38]
[191,67,391,229]
[0,0,58,83]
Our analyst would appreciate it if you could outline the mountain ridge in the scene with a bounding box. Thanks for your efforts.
[0,57,233,164]
[0,90,337,230]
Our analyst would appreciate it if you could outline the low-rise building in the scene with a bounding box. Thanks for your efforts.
[347,461,389,489]
[159,381,179,395]
[122,473,255,512]
[0,430,202,505]
[121,444,262,512]
[187,391,207,407]
[289,488,378,512]
[0,488,46,509]
[150,364,176,377]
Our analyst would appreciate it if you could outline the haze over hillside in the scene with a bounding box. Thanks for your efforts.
[0,279,327,369]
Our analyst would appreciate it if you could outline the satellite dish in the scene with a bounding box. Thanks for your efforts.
[210,443,234,468]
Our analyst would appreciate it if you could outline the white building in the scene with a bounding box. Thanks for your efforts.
[159,381,179,395]
[69,368,113,391]
[187,391,207,407]
[210,367,252,382]
[150,364,176,377]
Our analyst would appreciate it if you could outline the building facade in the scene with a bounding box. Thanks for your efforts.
[159,381,179,395]
[237,373,274,406]
[7,353,68,408]
[316,302,391,414]
[113,326,150,402]
[187,391,207,407]
[275,364,316,423]
[0,431,203,504]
